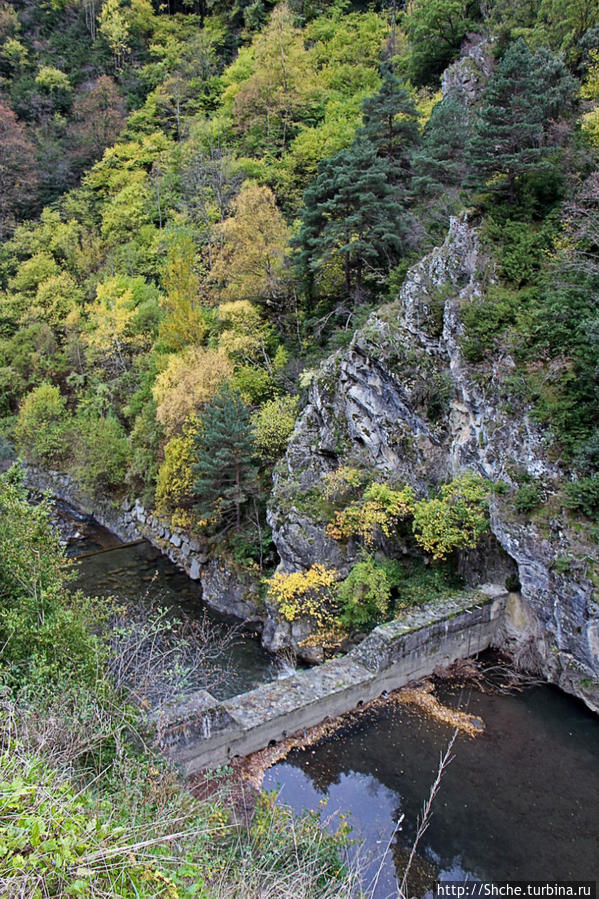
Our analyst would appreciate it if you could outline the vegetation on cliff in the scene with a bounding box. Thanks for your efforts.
[0,466,355,896]
[1,0,598,658]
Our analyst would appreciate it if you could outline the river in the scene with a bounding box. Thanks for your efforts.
[71,511,598,896]
[263,680,599,896]
[72,518,278,700]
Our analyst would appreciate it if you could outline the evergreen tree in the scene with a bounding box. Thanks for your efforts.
[411,97,469,197]
[359,65,420,175]
[192,386,257,529]
[467,39,576,204]
[296,138,406,303]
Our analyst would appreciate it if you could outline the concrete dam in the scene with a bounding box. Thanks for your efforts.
[160,584,514,775]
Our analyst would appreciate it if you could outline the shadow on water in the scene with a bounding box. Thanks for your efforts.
[264,681,599,897]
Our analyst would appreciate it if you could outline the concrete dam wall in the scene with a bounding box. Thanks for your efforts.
[160,585,510,776]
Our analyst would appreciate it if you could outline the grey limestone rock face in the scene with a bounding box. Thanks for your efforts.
[441,33,493,108]
[266,216,599,710]
[199,557,265,624]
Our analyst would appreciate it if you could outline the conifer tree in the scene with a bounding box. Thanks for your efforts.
[192,386,257,530]
[359,64,420,175]
[411,97,469,197]
[467,39,576,203]
[296,139,406,303]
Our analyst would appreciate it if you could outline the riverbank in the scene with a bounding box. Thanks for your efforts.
[25,464,266,625]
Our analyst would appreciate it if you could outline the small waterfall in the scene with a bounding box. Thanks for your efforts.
[200,714,212,739]
[275,648,297,679]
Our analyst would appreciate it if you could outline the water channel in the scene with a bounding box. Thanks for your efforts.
[69,508,599,897]
[70,512,278,700]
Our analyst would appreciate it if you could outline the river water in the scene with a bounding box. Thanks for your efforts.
[72,524,278,699]
[263,681,599,896]
[70,513,598,895]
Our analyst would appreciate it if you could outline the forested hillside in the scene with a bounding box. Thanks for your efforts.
[2,1,599,894]
[3,0,599,561]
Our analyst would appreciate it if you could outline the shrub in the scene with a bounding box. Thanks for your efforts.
[565,475,599,521]
[14,383,72,465]
[252,394,299,463]
[337,554,402,629]
[322,466,368,504]
[513,481,543,516]
[327,482,415,547]
[266,563,339,628]
[0,747,184,899]
[412,473,490,560]
[0,467,102,688]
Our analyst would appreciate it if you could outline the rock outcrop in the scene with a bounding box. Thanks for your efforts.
[266,216,599,712]
[441,33,493,108]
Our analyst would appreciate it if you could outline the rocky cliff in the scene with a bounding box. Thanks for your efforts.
[265,216,599,712]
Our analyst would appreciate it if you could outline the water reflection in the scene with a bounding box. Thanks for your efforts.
[264,684,599,897]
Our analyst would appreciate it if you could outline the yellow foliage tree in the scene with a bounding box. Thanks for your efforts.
[86,279,143,372]
[210,182,291,315]
[155,429,195,516]
[226,2,318,155]
[152,346,232,436]
[159,232,208,352]
[216,299,274,367]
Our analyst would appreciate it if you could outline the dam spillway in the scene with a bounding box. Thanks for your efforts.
[160,584,511,775]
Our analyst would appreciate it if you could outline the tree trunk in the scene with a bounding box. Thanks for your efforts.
[235,454,241,530]
[344,251,351,297]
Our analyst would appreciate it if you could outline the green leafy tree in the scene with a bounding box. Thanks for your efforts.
[14,383,72,465]
[467,39,576,204]
[404,0,480,86]
[72,413,130,498]
[296,139,407,303]
[192,386,257,529]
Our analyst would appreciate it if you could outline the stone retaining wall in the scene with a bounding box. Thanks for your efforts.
[24,466,265,624]
[160,585,510,775]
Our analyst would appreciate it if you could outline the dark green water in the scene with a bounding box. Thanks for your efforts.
[264,682,599,897]
[69,514,599,895]
[74,536,278,699]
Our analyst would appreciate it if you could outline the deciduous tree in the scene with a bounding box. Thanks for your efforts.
[152,346,232,436]
[210,182,291,316]
[0,103,38,238]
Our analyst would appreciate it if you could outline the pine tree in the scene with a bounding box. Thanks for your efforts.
[411,97,469,197]
[359,64,420,175]
[192,386,257,530]
[467,39,576,204]
[296,138,406,303]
